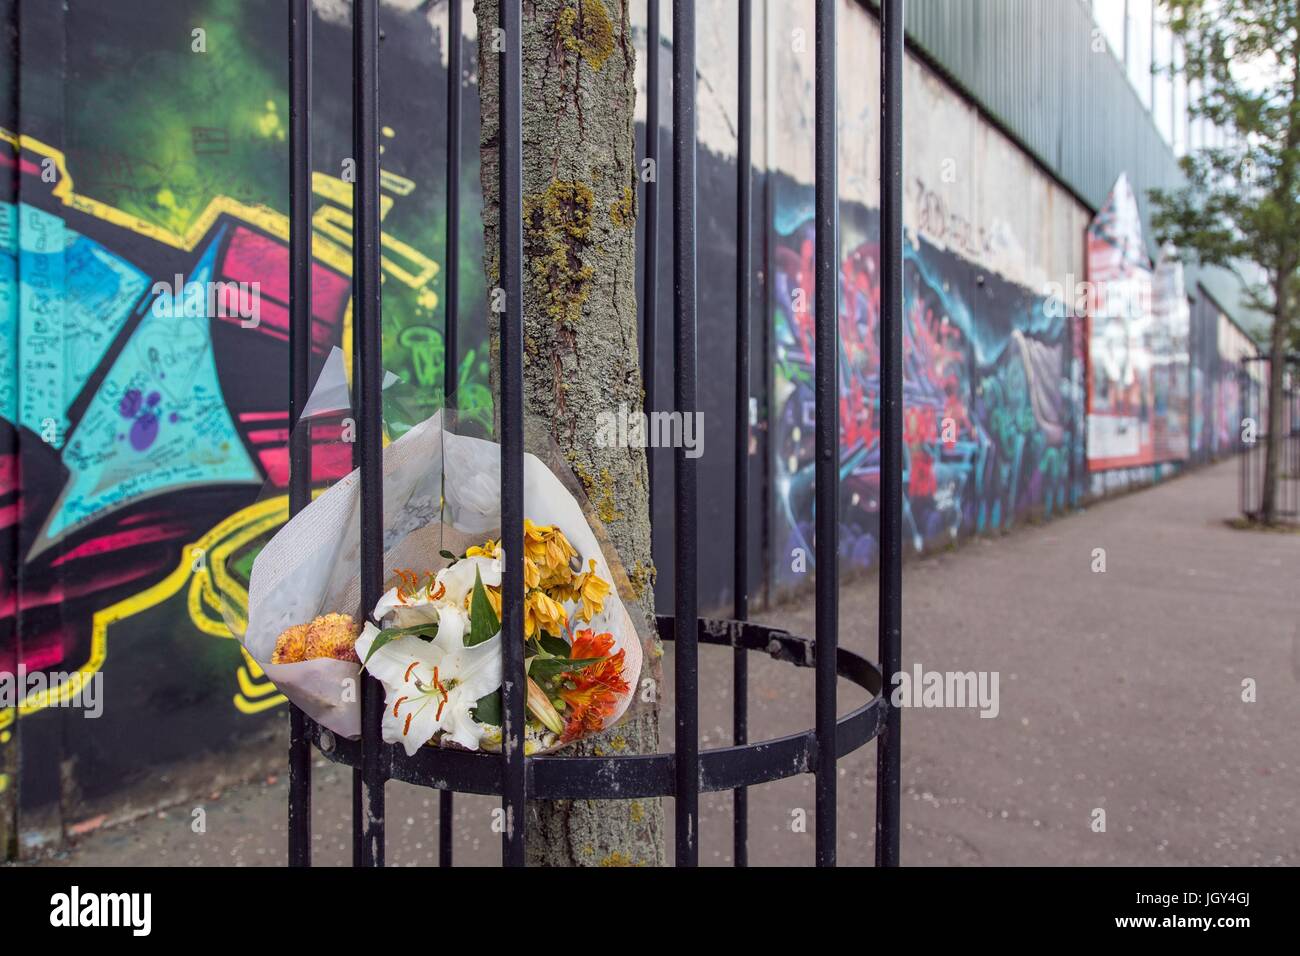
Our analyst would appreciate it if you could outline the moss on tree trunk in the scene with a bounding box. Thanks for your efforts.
[476,0,664,866]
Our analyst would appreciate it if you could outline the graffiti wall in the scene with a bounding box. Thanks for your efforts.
[1086,174,1158,470]
[764,2,1088,590]
[1,0,488,827]
[759,2,1259,588]
[771,192,1075,581]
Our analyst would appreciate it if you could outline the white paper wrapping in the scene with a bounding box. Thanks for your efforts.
[241,404,644,748]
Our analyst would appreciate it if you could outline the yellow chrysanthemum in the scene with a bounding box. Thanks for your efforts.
[525,589,568,638]
[572,559,611,623]
[524,556,543,589]
[468,533,544,590]
[519,518,579,583]
[466,538,502,559]
[544,530,578,576]
[522,519,553,565]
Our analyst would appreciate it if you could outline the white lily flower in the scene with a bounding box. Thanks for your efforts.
[372,584,441,628]
[371,554,500,629]
[433,555,502,608]
[355,605,502,755]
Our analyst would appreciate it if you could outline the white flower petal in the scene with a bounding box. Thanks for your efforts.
[383,694,443,756]
[455,634,504,700]
[371,586,406,622]
[358,584,504,755]
[436,555,502,607]
[440,692,487,750]
[372,582,444,629]
[357,627,441,688]
[432,604,466,653]
[390,604,442,628]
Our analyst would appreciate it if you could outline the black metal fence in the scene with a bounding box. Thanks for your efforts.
[284,0,904,867]
[1239,356,1300,523]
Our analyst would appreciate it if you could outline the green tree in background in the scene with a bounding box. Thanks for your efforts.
[1152,0,1300,524]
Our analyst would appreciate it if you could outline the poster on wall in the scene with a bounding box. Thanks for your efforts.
[1085,174,1190,470]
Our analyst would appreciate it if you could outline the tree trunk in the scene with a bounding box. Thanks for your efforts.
[476,0,664,866]
[1260,295,1289,524]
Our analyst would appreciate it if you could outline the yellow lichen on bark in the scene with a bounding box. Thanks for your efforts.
[556,0,616,71]
[598,851,637,867]
[524,180,596,326]
[628,560,656,601]
[610,185,634,228]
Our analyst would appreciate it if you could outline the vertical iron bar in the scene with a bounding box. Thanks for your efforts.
[439,0,463,870]
[643,0,660,501]
[444,0,461,409]
[1242,366,1253,515]
[812,0,838,868]
[875,0,904,869]
[351,773,362,867]
[732,0,752,869]
[287,0,313,869]
[438,789,453,866]
[353,0,386,869]
[497,0,527,868]
[673,0,700,868]
[1250,369,1258,512]
[0,0,18,859]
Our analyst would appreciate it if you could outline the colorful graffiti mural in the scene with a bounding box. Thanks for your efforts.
[1,0,488,813]
[771,186,1074,585]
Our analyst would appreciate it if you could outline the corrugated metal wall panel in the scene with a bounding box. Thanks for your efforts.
[896,0,1260,332]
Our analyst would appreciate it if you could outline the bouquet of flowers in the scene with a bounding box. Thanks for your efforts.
[302,521,628,755]
[233,351,646,755]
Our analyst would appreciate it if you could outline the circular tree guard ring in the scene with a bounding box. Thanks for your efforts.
[310,616,886,800]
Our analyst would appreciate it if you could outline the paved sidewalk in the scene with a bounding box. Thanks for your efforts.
[25,458,1300,866]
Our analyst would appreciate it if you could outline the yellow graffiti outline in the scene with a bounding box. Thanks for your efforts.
[186,496,289,637]
[0,498,289,730]
[1,130,438,297]
[0,131,436,725]
[184,498,299,713]
[234,647,287,715]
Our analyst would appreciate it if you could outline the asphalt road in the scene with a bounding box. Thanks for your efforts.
[26,458,1300,866]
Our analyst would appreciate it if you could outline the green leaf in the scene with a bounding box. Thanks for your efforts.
[360,621,439,668]
[472,690,501,725]
[538,633,571,658]
[465,567,500,647]
[526,655,607,680]
[439,549,459,564]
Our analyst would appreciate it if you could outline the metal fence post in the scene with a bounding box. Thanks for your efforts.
[496,0,527,868]
[352,0,386,869]
[876,0,904,869]
[732,0,753,869]
[287,0,314,870]
[440,0,463,871]
[643,0,661,505]
[672,0,700,869]
[813,0,839,868]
